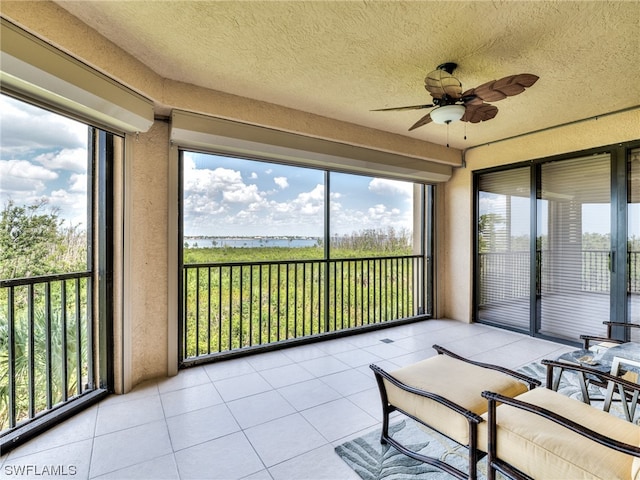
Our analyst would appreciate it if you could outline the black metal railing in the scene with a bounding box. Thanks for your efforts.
[0,272,94,433]
[479,250,640,305]
[630,250,640,293]
[477,251,530,304]
[581,250,611,292]
[182,255,425,361]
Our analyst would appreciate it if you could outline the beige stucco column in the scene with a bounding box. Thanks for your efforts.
[119,120,172,392]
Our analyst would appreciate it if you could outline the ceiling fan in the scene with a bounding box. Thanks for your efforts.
[373,63,538,131]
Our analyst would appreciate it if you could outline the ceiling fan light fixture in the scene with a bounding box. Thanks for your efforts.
[430,104,465,124]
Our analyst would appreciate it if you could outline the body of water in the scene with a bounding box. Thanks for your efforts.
[184,237,320,248]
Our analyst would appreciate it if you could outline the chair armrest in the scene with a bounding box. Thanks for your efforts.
[603,321,640,330]
[369,363,483,422]
[580,334,624,349]
[482,390,640,457]
[582,322,640,348]
[542,359,640,391]
[432,344,541,389]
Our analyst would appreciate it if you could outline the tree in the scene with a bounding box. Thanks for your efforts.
[0,200,86,279]
[478,213,505,253]
[0,200,89,429]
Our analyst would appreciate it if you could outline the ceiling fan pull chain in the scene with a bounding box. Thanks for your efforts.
[446,123,450,148]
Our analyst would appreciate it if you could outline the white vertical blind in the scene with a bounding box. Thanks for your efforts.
[477,167,530,330]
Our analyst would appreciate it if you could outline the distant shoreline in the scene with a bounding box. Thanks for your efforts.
[184,236,321,248]
[184,235,320,240]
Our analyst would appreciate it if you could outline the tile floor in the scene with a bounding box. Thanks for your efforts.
[0,319,574,479]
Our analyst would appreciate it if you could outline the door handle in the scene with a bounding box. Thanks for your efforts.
[609,251,615,273]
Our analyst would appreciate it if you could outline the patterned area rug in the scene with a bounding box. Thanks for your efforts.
[335,418,487,480]
[335,361,635,480]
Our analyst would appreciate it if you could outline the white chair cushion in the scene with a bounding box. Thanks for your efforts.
[478,388,639,480]
[383,354,529,446]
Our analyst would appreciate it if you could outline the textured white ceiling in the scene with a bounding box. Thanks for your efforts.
[55,1,640,149]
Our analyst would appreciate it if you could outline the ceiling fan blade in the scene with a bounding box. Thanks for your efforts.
[424,69,462,99]
[408,112,433,131]
[461,103,498,123]
[461,93,482,105]
[371,103,434,112]
[466,74,539,102]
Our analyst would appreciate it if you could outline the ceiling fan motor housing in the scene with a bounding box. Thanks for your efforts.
[433,94,460,106]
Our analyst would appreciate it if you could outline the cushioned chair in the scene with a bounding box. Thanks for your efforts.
[550,341,640,415]
[370,345,540,480]
[481,361,640,480]
[550,321,640,406]
[545,355,640,421]
[581,321,640,351]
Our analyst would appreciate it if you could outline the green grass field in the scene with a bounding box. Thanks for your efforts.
[182,245,419,359]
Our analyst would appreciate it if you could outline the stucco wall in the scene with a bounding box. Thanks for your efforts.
[126,122,171,386]
[439,109,640,322]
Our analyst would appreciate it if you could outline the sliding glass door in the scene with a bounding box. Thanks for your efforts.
[629,149,640,340]
[475,142,639,344]
[537,154,611,340]
[477,168,531,331]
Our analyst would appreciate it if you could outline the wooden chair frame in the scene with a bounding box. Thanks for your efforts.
[551,321,640,406]
[482,389,640,480]
[544,355,640,419]
[580,321,640,349]
[604,356,640,421]
[479,360,640,479]
[370,345,540,480]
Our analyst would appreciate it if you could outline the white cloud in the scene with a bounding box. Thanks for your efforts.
[183,159,263,217]
[274,176,288,189]
[0,95,86,156]
[297,184,324,203]
[225,183,325,235]
[0,160,58,202]
[368,204,401,220]
[68,173,87,193]
[368,178,413,197]
[0,159,58,183]
[49,189,87,227]
[180,153,417,237]
[274,184,324,215]
[34,148,87,172]
[329,201,412,235]
[222,183,261,203]
[183,194,225,215]
[0,95,94,230]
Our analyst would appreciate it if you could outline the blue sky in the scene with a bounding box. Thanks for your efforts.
[182,151,415,237]
[0,94,88,229]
